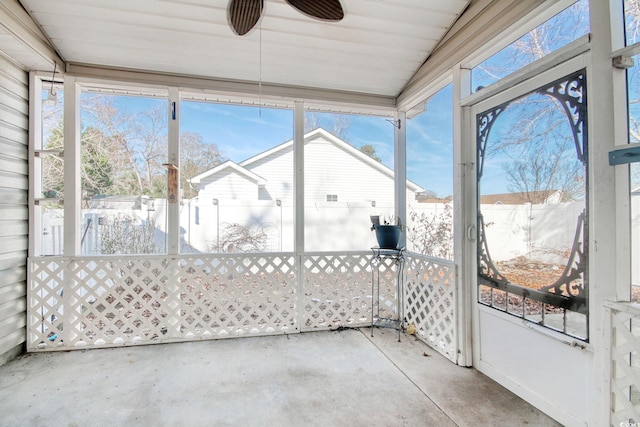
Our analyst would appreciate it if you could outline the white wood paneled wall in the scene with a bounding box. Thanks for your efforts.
[0,54,28,366]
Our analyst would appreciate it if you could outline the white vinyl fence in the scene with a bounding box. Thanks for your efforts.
[41,199,606,266]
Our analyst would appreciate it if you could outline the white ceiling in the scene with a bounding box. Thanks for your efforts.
[16,0,470,98]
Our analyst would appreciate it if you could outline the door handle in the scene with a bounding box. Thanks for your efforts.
[467,224,476,241]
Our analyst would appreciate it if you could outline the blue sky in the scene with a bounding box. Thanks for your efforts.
[178,100,455,198]
[71,92,455,197]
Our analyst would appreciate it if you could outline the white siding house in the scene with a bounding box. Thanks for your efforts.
[190,128,423,205]
[191,161,267,201]
[184,128,424,252]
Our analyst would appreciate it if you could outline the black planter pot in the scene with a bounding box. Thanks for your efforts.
[374,225,401,249]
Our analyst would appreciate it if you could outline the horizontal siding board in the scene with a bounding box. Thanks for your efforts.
[0,68,28,102]
[0,312,26,338]
[0,123,28,146]
[0,220,28,237]
[0,207,28,220]
[0,249,26,271]
[0,87,29,116]
[0,236,27,255]
[0,171,28,191]
[0,189,27,205]
[0,153,28,175]
[0,137,28,160]
[0,57,27,365]
[0,297,27,324]
[0,266,26,289]
[0,282,26,301]
[0,105,28,133]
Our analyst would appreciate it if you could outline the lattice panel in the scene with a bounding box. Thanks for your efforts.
[68,258,177,347]
[302,253,373,330]
[28,255,299,351]
[28,258,66,349]
[611,306,640,425]
[177,255,297,337]
[29,253,460,359]
[404,254,457,362]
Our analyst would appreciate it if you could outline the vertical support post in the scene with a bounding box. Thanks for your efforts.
[588,0,625,425]
[394,112,406,248]
[167,87,180,255]
[453,64,473,367]
[394,112,407,340]
[294,101,305,254]
[63,76,81,256]
[294,101,305,331]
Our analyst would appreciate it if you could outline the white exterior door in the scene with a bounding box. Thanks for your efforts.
[469,55,592,427]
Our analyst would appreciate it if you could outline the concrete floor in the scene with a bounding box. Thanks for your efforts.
[0,329,560,427]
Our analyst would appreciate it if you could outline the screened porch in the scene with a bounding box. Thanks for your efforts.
[1,0,640,426]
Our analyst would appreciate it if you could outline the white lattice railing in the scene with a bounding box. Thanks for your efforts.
[28,252,457,362]
[607,300,640,425]
[405,254,457,362]
[302,251,373,330]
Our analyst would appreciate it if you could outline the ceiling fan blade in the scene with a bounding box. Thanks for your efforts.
[228,0,264,36]
[285,0,344,22]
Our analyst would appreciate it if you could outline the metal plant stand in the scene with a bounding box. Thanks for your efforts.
[370,247,405,341]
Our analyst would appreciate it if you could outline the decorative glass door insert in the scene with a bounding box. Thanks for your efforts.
[476,69,588,340]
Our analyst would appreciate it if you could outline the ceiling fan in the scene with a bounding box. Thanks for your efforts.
[228,0,345,36]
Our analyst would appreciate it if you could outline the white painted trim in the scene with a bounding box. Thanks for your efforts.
[66,63,396,115]
[611,42,640,59]
[586,2,623,426]
[394,111,407,248]
[470,54,587,114]
[189,161,267,186]
[461,35,590,108]
[28,72,40,258]
[294,102,304,254]
[0,0,64,71]
[453,64,474,367]
[63,77,81,255]
[168,87,180,255]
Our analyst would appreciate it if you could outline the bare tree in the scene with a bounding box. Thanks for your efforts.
[82,96,145,194]
[98,213,160,255]
[81,96,224,199]
[209,223,267,253]
[304,112,351,140]
[408,204,453,259]
[494,96,585,202]
[180,132,224,199]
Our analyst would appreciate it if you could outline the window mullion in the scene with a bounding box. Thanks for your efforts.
[167,87,180,255]
[63,77,81,256]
